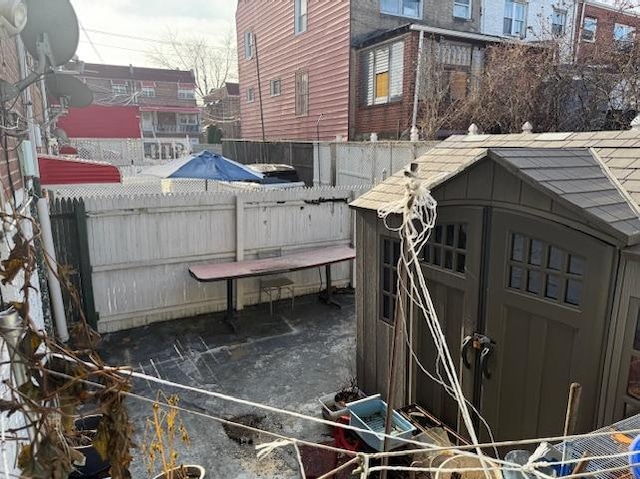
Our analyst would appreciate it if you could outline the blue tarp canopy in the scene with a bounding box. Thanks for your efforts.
[144,151,264,182]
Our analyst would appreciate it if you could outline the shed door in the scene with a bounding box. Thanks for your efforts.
[481,210,614,440]
[415,206,484,429]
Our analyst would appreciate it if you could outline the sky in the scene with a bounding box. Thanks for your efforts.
[69,0,237,71]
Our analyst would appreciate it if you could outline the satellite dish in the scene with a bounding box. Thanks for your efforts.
[52,127,68,144]
[46,73,93,107]
[20,0,78,67]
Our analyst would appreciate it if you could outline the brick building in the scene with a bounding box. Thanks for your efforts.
[574,0,640,61]
[59,62,200,159]
[202,82,241,140]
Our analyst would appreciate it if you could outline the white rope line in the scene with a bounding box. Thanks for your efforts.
[46,352,640,460]
[377,175,492,479]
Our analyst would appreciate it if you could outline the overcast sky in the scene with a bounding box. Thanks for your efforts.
[69,0,237,71]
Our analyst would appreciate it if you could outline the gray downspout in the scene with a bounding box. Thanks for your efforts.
[410,29,425,142]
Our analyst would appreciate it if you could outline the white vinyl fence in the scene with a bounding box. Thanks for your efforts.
[314,141,438,187]
[76,186,367,332]
[70,138,192,166]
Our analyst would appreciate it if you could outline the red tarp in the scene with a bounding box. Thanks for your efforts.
[38,155,121,186]
[57,104,141,139]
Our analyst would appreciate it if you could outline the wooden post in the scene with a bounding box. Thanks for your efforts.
[75,199,99,329]
[380,239,408,479]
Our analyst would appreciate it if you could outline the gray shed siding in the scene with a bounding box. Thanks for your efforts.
[356,157,623,434]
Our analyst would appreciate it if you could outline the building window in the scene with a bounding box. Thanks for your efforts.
[381,238,401,324]
[582,16,597,42]
[246,87,255,103]
[380,0,422,19]
[614,23,636,46]
[178,89,195,100]
[244,31,254,59]
[111,82,128,95]
[507,233,584,308]
[140,87,156,97]
[422,223,468,274]
[552,9,566,36]
[295,70,309,116]
[453,0,471,19]
[178,114,198,125]
[295,0,307,34]
[362,41,404,106]
[503,0,526,36]
[270,79,282,97]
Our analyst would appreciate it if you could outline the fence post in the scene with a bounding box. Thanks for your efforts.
[75,199,99,329]
[236,195,245,310]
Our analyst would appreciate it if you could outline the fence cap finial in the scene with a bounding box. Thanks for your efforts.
[370,132,378,142]
[468,123,479,135]
[631,115,640,131]
[522,121,533,134]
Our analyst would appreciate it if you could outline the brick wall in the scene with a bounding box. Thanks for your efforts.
[353,32,418,140]
[83,77,197,108]
[575,2,640,61]
[0,38,25,200]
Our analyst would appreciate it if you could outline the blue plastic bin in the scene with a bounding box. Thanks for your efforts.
[346,394,416,451]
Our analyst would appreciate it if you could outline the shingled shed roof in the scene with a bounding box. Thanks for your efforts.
[351,131,640,242]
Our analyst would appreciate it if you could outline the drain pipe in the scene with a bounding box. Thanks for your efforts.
[410,29,425,142]
[36,198,68,342]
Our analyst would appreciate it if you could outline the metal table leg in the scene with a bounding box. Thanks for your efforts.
[319,263,341,308]
[226,279,237,331]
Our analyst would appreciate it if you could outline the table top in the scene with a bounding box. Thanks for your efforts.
[189,245,356,282]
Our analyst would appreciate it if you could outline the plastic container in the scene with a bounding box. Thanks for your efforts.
[318,388,366,421]
[345,394,416,451]
[630,434,640,479]
[503,450,555,479]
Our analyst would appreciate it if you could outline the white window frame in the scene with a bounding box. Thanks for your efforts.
[614,23,636,44]
[582,16,598,42]
[295,0,308,34]
[453,0,471,20]
[380,0,422,20]
[551,9,567,36]
[140,87,156,98]
[503,0,527,37]
[270,79,282,97]
[244,31,254,59]
[178,89,195,100]
[111,83,128,95]
[246,87,255,103]
[362,40,404,107]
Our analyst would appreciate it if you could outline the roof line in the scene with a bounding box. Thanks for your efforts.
[409,24,505,43]
[486,148,630,244]
[589,147,640,220]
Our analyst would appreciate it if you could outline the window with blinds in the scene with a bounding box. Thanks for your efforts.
[361,40,404,106]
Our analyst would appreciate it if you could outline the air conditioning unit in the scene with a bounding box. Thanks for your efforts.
[0,0,27,38]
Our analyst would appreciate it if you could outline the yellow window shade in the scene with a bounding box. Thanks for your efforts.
[375,72,389,99]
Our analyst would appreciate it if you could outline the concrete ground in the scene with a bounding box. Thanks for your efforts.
[99,293,356,478]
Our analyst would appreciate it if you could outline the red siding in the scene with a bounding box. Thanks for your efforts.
[236,0,350,141]
[354,32,418,139]
[58,105,141,139]
[38,156,121,185]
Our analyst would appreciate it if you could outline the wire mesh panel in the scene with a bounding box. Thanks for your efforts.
[552,414,640,479]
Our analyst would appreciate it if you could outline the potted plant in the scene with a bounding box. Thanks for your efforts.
[318,377,365,421]
[143,393,205,479]
[0,227,135,479]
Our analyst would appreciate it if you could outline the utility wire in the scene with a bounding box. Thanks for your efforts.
[84,28,232,52]
[79,22,105,63]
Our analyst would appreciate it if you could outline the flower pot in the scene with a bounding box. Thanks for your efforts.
[70,414,111,479]
[151,465,206,479]
[318,388,365,421]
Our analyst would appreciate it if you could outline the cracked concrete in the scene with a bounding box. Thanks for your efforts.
[99,293,356,478]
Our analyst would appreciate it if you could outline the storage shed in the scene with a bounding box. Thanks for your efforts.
[351,130,640,442]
